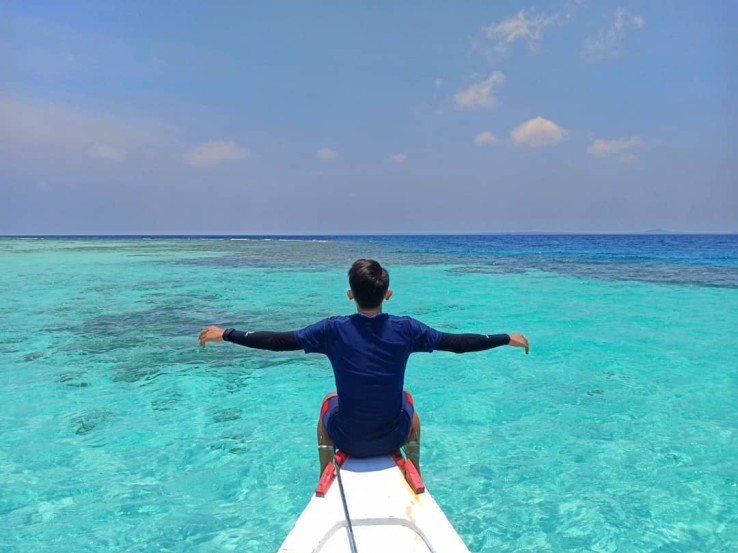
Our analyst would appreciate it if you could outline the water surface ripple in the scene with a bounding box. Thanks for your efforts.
[1,235,736,552]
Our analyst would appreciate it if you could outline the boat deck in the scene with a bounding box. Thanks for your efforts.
[278,456,470,552]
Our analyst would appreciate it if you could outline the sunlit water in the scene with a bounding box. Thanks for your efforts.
[1,235,736,552]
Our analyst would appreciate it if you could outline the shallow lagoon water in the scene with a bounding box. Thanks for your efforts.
[1,235,736,552]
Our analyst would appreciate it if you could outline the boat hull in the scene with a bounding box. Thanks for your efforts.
[278,455,470,552]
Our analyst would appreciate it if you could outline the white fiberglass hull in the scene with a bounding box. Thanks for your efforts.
[278,455,470,553]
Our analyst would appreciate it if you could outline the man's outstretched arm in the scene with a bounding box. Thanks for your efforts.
[436,332,529,354]
[199,326,301,351]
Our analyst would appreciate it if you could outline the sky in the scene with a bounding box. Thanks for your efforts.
[1,0,736,234]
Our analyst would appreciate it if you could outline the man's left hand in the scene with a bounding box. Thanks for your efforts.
[199,326,225,348]
[508,333,529,354]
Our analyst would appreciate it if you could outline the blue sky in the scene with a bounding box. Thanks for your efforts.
[1,1,736,234]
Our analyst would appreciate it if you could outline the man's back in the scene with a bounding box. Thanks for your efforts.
[295,313,440,456]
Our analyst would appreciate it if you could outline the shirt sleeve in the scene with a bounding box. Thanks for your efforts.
[293,319,331,354]
[409,318,443,353]
[223,329,301,351]
[435,333,510,353]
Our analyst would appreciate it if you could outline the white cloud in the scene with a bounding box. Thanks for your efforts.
[510,116,567,147]
[587,135,645,162]
[454,72,506,109]
[390,153,408,163]
[483,10,549,53]
[316,147,338,161]
[474,131,499,146]
[0,93,177,166]
[581,9,645,60]
[434,78,444,88]
[481,1,581,55]
[185,140,249,167]
[87,143,126,161]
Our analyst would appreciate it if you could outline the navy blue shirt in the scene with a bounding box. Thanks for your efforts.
[294,313,442,456]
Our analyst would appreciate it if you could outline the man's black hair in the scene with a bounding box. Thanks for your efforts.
[348,259,390,309]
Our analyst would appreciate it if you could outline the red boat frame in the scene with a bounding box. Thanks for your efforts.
[315,450,425,497]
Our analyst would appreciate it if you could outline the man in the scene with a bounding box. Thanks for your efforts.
[199,259,529,476]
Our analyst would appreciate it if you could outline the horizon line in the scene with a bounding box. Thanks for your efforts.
[2,231,737,238]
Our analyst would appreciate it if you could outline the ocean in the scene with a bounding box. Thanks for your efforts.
[1,234,736,552]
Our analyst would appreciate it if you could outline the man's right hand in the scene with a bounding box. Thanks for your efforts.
[508,333,529,354]
[199,326,225,348]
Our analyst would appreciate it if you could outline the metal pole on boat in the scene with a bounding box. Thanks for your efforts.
[334,456,358,553]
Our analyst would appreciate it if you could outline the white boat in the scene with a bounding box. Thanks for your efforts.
[278,452,471,552]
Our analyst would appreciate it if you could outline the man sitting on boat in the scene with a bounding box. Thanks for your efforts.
[199,258,529,476]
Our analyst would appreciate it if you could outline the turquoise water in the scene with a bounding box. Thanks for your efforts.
[1,236,736,552]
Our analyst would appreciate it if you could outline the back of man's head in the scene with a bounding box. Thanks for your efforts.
[348,259,390,309]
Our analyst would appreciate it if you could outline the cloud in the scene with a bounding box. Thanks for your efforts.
[480,0,581,55]
[316,147,338,161]
[581,9,645,60]
[587,135,645,162]
[87,143,126,161]
[483,10,550,53]
[454,72,506,109]
[474,131,499,146]
[185,140,249,167]
[510,116,567,147]
[434,78,444,88]
[0,93,177,165]
[390,153,408,163]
